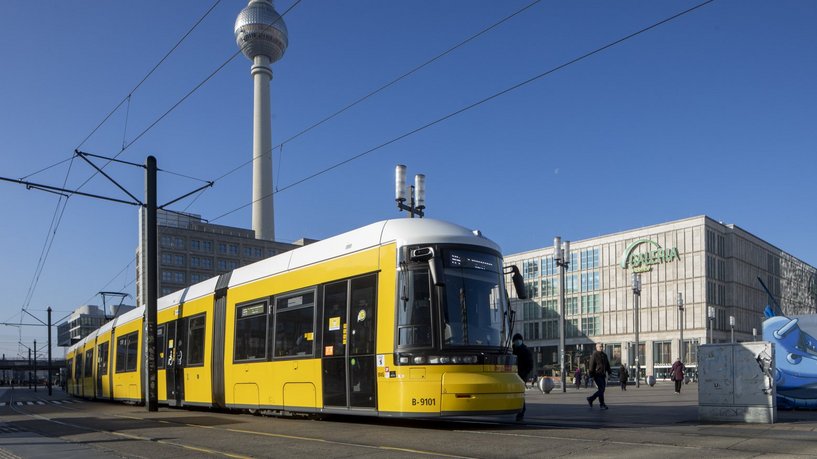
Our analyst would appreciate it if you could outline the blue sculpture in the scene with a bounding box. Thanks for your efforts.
[763,306,817,409]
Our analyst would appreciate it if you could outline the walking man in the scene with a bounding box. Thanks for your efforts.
[586,342,611,410]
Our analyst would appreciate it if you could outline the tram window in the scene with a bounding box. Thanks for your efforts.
[187,315,206,366]
[156,325,166,369]
[274,290,315,358]
[98,342,109,375]
[66,358,73,380]
[350,274,377,355]
[398,270,432,347]
[323,282,348,357]
[75,354,83,380]
[235,301,268,361]
[115,332,139,373]
[84,349,94,377]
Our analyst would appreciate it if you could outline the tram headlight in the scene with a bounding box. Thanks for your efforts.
[463,355,478,364]
[399,356,410,364]
[450,356,461,364]
[439,356,451,364]
[413,356,426,364]
[428,356,440,364]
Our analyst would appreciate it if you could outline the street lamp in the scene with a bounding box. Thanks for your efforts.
[677,292,684,364]
[632,273,641,388]
[554,236,570,393]
[729,315,735,343]
[708,306,716,344]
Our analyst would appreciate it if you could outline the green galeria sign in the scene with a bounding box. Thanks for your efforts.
[620,238,680,273]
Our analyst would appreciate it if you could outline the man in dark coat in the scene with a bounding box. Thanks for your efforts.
[512,333,533,421]
[586,342,611,410]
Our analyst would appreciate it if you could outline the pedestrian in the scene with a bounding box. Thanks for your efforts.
[574,367,582,390]
[583,373,589,388]
[670,357,686,394]
[586,342,612,410]
[512,333,533,421]
[619,363,629,391]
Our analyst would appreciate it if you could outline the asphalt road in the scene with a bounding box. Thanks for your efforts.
[1,384,815,458]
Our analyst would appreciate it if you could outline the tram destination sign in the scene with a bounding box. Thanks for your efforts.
[619,238,680,273]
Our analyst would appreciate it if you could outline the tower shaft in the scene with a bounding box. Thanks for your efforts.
[252,55,274,241]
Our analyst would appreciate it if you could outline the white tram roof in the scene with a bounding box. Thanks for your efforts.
[68,219,499,352]
[228,218,500,289]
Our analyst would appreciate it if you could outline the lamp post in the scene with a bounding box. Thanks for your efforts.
[554,236,570,393]
[729,315,735,343]
[395,165,426,218]
[677,292,684,364]
[632,273,641,388]
[708,306,715,344]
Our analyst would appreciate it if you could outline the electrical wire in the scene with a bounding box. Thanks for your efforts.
[14,0,225,332]
[208,0,716,224]
[211,0,544,185]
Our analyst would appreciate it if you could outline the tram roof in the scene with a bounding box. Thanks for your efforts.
[66,219,500,350]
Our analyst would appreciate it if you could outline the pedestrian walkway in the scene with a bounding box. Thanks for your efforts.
[522,380,815,427]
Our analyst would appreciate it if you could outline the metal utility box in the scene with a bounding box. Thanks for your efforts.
[698,342,776,423]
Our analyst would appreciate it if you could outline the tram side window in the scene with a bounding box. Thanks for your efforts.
[350,274,377,355]
[157,325,166,369]
[84,349,94,377]
[235,301,268,361]
[187,315,206,366]
[66,358,73,380]
[115,331,139,373]
[75,354,83,380]
[98,342,109,375]
[274,290,315,358]
[398,269,432,347]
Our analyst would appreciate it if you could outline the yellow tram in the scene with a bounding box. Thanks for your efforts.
[67,218,526,417]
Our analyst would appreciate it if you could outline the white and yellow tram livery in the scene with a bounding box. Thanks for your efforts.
[67,218,526,417]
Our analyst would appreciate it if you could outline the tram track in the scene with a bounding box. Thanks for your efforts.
[3,393,479,458]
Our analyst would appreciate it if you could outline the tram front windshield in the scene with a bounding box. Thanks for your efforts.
[441,249,506,347]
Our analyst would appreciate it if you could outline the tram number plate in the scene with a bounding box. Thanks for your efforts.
[411,397,436,407]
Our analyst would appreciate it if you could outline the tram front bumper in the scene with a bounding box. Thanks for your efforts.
[440,372,525,415]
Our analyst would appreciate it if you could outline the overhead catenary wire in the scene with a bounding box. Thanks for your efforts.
[209,0,716,224]
[13,0,226,334]
[211,0,544,185]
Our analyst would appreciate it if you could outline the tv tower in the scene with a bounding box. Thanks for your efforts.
[235,0,288,241]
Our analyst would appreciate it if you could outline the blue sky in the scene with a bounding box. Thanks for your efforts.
[1,0,815,358]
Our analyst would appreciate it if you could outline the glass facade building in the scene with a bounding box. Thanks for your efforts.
[504,215,817,381]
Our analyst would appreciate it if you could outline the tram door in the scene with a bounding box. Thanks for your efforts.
[164,318,186,406]
[322,275,377,409]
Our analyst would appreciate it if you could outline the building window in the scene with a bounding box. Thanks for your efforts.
[653,341,672,366]
[202,241,213,253]
[228,244,239,256]
[566,275,578,293]
[567,319,579,337]
[581,317,599,336]
[190,239,201,251]
[566,297,578,316]
[581,294,600,313]
[542,277,557,297]
[541,256,556,276]
[218,259,239,271]
[581,271,600,291]
[235,301,268,361]
[523,259,539,279]
[160,236,184,249]
[525,280,539,298]
[190,256,213,269]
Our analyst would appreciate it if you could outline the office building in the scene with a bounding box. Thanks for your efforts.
[136,210,309,306]
[504,215,816,380]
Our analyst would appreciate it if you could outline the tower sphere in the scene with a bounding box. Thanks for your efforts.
[235,0,288,63]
